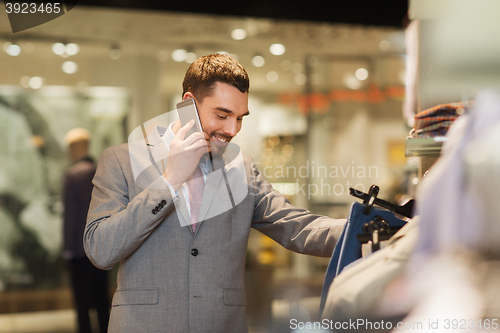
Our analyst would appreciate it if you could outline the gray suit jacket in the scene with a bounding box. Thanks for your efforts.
[84,126,346,333]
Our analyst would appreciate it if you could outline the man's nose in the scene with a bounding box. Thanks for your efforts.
[223,119,239,138]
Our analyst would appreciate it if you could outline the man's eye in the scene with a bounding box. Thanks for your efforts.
[216,114,227,119]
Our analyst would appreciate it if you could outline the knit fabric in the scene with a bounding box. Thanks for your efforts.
[411,102,471,138]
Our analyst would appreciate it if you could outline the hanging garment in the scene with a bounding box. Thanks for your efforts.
[319,202,407,313]
[321,218,419,322]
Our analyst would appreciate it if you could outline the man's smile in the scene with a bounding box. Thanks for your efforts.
[210,133,232,146]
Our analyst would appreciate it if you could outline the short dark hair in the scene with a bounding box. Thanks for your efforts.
[182,53,250,102]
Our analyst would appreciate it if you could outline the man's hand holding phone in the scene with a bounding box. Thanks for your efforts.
[163,120,210,191]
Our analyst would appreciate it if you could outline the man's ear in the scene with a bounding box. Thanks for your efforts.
[183,92,194,101]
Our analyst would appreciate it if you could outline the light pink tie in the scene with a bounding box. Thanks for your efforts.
[187,166,204,232]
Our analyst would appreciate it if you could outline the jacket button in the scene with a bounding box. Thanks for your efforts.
[161,200,166,205]
[191,248,199,256]
[152,208,158,215]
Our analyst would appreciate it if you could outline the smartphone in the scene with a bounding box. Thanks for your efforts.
[176,97,203,138]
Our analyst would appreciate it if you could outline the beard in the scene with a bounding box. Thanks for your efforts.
[207,131,232,156]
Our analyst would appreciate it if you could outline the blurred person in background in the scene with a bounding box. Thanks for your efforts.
[63,128,110,333]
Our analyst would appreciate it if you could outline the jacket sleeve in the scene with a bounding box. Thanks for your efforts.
[249,159,346,258]
[84,147,175,270]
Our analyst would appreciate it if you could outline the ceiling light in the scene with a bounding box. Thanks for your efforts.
[355,68,369,81]
[52,43,65,55]
[231,29,247,40]
[65,43,79,56]
[185,52,197,63]
[29,77,43,89]
[52,42,79,57]
[252,55,265,67]
[344,74,361,90]
[269,43,285,56]
[266,71,278,83]
[62,61,78,74]
[6,43,21,56]
[172,49,187,62]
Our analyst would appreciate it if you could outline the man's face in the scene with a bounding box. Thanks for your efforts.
[187,82,249,156]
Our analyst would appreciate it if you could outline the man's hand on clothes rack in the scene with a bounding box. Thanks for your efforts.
[163,120,210,191]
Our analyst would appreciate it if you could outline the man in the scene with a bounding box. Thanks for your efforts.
[63,128,110,333]
[84,54,346,333]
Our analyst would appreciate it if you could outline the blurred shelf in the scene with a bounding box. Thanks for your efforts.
[405,137,447,157]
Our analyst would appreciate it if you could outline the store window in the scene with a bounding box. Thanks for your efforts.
[0,86,128,313]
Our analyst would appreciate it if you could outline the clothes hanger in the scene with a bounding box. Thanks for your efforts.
[349,185,415,219]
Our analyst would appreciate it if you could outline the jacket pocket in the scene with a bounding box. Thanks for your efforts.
[112,288,159,306]
[223,289,247,306]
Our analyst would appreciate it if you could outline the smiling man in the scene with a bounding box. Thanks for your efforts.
[84,54,346,333]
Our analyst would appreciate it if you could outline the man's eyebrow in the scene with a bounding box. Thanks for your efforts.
[215,107,250,117]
